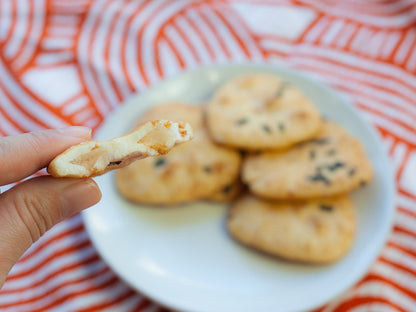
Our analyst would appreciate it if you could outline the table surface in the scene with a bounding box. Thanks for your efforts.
[0,1,415,312]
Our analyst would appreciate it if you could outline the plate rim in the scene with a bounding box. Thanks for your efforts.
[83,62,396,312]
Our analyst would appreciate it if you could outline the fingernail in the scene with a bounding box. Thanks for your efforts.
[57,126,92,139]
[60,179,102,218]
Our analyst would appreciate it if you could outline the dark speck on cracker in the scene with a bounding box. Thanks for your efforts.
[236,118,248,126]
[262,124,271,133]
[327,162,345,171]
[308,172,330,185]
[108,161,122,166]
[278,122,285,132]
[348,168,356,176]
[309,150,316,160]
[320,204,333,212]
[275,81,290,98]
[154,158,166,167]
[222,184,233,194]
[203,166,212,173]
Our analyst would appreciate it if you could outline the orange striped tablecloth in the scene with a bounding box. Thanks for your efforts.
[0,1,415,311]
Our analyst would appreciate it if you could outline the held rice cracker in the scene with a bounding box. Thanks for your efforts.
[48,120,193,178]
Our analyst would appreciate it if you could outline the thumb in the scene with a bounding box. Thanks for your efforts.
[0,176,101,286]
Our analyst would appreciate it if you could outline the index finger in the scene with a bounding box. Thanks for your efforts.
[0,127,91,186]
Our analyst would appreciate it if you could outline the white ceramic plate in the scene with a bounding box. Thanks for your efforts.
[83,64,395,312]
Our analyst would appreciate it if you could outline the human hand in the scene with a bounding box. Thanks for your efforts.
[0,127,102,288]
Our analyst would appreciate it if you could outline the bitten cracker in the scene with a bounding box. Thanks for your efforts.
[206,73,322,150]
[227,195,356,263]
[48,120,193,178]
[243,121,373,199]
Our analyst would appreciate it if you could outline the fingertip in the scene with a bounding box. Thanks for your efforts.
[85,178,102,202]
[60,178,102,218]
[56,126,92,140]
